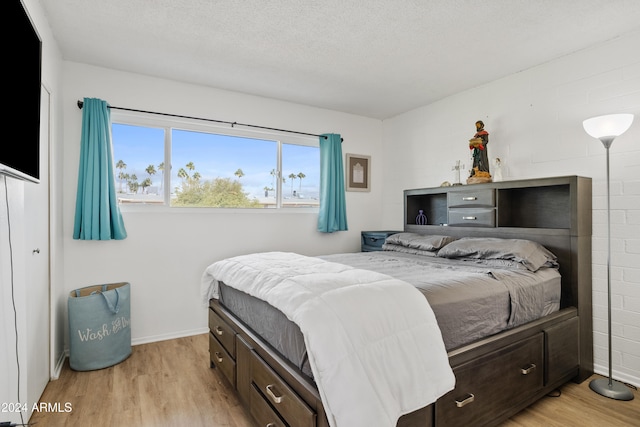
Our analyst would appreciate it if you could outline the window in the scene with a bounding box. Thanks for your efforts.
[112,123,165,205]
[111,113,320,209]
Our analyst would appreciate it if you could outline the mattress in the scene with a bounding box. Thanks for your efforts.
[218,250,561,379]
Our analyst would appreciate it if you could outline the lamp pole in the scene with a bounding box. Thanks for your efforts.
[583,115,634,401]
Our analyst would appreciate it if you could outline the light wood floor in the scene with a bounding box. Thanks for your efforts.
[30,334,640,427]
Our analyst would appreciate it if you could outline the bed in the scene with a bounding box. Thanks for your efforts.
[203,175,593,427]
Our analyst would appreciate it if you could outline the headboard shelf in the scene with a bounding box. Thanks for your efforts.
[404,176,591,235]
[497,184,571,228]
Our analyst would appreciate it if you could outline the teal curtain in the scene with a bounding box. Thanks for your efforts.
[317,133,348,233]
[73,98,127,240]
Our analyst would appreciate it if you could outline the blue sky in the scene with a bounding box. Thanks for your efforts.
[112,123,320,199]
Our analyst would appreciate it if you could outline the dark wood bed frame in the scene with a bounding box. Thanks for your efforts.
[208,175,593,427]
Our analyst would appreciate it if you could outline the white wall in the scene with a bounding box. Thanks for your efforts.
[381,30,640,386]
[60,63,384,344]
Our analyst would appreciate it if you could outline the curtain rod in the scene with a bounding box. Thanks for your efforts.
[76,100,332,140]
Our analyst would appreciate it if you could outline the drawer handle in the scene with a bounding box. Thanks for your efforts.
[214,351,223,363]
[265,384,284,404]
[521,363,537,375]
[462,196,477,201]
[266,424,276,427]
[462,216,477,220]
[215,326,224,336]
[455,393,475,408]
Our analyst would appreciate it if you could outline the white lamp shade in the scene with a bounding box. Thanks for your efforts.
[583,113,634,139]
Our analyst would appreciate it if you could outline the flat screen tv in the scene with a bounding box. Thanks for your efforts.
[1,0,42,183]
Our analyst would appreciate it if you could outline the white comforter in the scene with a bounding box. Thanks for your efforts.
[201,252,455,427]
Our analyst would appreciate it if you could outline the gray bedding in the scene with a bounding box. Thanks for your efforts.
[218,250,560,379]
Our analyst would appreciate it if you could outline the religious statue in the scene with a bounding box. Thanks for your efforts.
[467,120,492,184]
[493,157,503,182]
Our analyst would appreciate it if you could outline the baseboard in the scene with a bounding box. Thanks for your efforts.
[593,363,640,388]
[131,327,208,346]
[59,328,209,370]
[50,350,67,380]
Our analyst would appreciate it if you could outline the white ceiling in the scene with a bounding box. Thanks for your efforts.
[40,0,640,119]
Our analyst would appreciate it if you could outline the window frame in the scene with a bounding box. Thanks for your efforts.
[110,110,320,213]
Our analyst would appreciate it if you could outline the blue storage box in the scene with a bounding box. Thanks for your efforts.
[361,230,402,252]
[68,282,131,371]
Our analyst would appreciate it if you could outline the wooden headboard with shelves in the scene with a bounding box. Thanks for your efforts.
[404,175,593,379]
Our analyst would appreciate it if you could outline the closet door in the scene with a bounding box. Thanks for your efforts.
[24,85,51,410]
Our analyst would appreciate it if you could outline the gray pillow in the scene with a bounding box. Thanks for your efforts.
[381,243,438,257]
[383,233,458,252]
[436,237,558,272]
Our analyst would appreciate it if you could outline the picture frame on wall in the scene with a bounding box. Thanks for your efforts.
[346,153,371,192]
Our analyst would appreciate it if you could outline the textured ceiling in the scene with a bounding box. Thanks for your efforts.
[40,0,640,119]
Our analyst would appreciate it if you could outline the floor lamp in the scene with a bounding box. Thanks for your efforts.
[582,113,635,401]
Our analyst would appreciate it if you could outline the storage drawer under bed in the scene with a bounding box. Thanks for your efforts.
[209,332,236,388]
[209,307,236,358]
[436,333,544,426]
[251,350,316,427]
[250,383,288,427]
